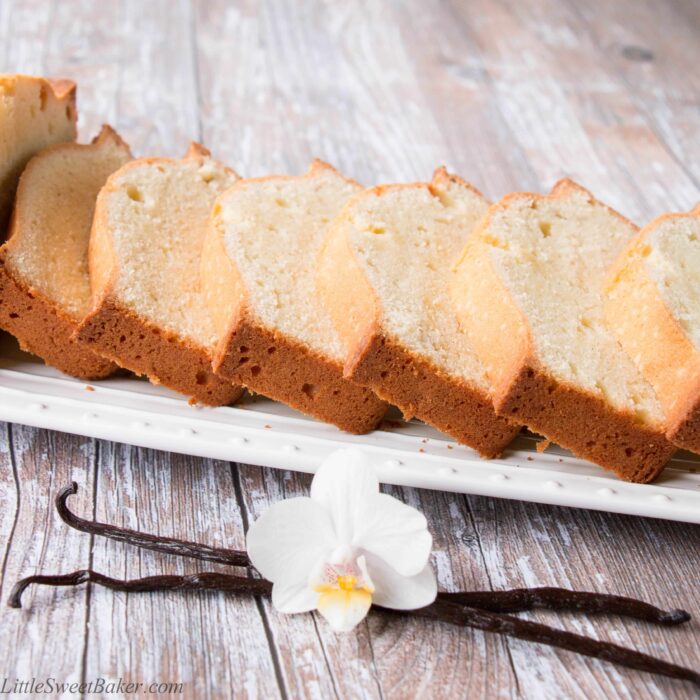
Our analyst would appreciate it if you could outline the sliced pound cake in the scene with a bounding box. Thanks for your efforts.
[201,160,386,433]
[317,168,519,456]
[0,126,131,378]
[605,204,700,453]
[0,75,77,235]
[451,179,674,482]
[76,144,243,406]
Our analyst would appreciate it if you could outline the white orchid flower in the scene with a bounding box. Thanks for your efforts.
[246,449,437,632]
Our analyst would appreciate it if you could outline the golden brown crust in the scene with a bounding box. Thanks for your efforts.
[495,361,674,482]
[489,179,639,238]
[215,159,362,201]
[185,142,211,159]
[316,210,380,357]
[452,180,673,481]
[604,211,700,452]
[431,165,487,200]
[45,77,77,104]
[0,254,116,379]
[85,173,118,306]
[451,235,532,391]
[669,388,700,450]
[349,332,519,457]
[76,297,242,406]
[204,160,386,432]
[212,312,386,433]
[91,123,129,150]
[76,145,243,406]
[200,209,248,339]
[0,125,132,379]
[86,142,236,200]
[551,178,640,231]
[318,172,518,455]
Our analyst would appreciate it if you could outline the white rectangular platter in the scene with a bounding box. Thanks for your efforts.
[1,334,698,524]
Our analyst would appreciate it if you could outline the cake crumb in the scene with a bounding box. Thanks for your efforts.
[264,424,271,429]
[536,439,551,453]
[527,456,534,461]
[447,444,453,450]
[419,448,425,453]
[421,438,428,443]
[84,385,95,392]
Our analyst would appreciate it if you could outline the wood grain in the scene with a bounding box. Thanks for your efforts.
[0,426,96,686]
[1,0,699,698]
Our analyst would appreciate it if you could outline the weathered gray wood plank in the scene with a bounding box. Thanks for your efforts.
[87,444,280,699]
[0,0,96,687]
[0,425,95,686]
[569,0,700,192]
[44,0,124,142]
[1,1,699,699]
[448,0,698,220]
[466,495,700,700]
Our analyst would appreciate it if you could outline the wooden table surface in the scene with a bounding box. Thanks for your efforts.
[1,1,700,698]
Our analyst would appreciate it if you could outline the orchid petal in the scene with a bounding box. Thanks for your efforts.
[366,554,437,610]
[353,493,432,577]
[317,589,373,632]
[246,497,335,585]
[308,555,338,591]
[271,580,319,614]
[356,555,375,593]
[310,449,379,544]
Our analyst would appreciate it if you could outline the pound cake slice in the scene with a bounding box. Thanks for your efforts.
[201,160,386,433]
[76,144,243,406]
[451,179,674,481]
[0,75,77,235]
[317,168,519,456]
[604,204,700,453]
[0,126,131,378]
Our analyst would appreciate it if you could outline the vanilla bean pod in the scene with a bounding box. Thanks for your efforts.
[8,571,272,609]
[9,570,699,686]
[57,483,250,567]
[408,599,700,686]
[439,588,690,625]
[55,483,693,626]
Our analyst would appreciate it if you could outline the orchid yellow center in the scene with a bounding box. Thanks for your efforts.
[337,574,357,592]
[309,551,377,632]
